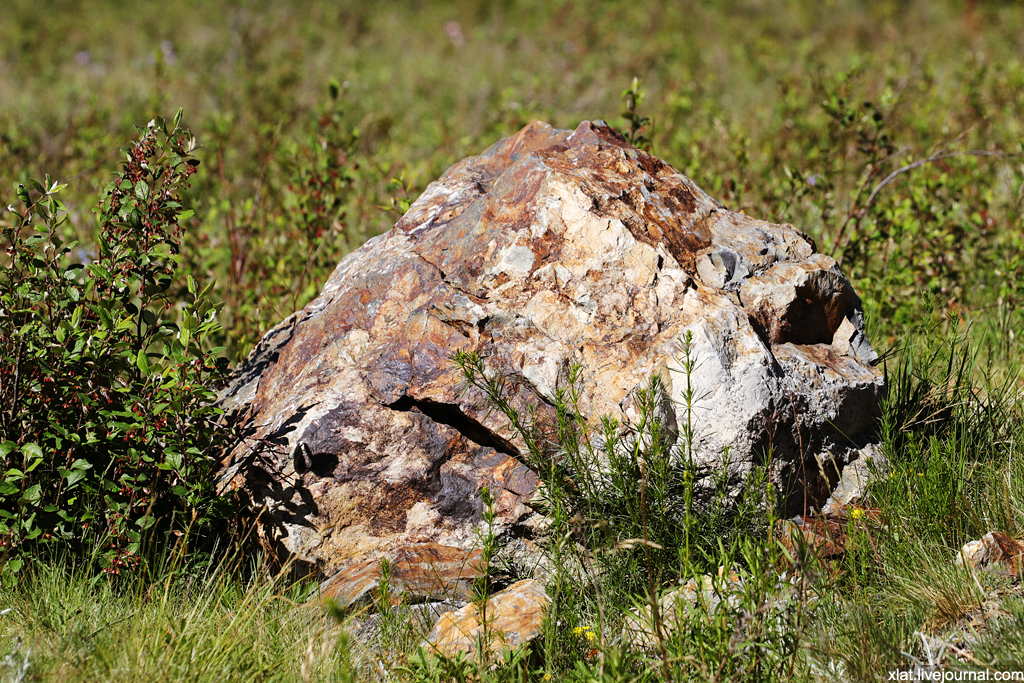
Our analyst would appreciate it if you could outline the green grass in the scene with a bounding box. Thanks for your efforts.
[807,328,1024,676]
[0,555,356,682]
[5,328,1019,682]
[2,0,1024,680]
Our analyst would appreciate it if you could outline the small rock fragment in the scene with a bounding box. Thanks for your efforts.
[423,579,549,658]
[957,531,1024,575]
[821,443,888,515]
[318,543,486,608]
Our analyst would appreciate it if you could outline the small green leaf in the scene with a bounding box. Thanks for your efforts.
[135,180,150,201]
[165,452,183,471]
[21,443,43,461]
[65,470,87,487]
[136,351,151,376]
[21,484,42,504]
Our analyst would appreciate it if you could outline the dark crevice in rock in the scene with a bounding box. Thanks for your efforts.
[386,395,521,458]
[504,521,539,541]
[438,317,473,339]
[746,314,773,351]
[414,251,489,301]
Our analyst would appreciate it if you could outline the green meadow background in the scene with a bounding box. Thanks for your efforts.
[3,0,1022,360]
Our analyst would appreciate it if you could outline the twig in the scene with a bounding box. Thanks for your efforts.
[864,149,1015,209]
[830,126,1021,260]
[829,143,913,256]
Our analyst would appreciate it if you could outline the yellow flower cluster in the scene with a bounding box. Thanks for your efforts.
[572,626,597,642]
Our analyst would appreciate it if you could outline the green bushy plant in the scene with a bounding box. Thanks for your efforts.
[453,343,769,591]
[620,77,652,151]
[452,341,787,679]
[0,111,232,577]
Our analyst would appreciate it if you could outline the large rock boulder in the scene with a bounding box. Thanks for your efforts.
[217,120,883,597]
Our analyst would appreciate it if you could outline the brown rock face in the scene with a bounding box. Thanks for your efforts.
[218,120,883,595]
[318,543,486,607]
[423,579,549,658]
[957,532,1024,575]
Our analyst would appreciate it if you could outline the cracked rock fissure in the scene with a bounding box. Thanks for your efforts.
[386,395,521,458]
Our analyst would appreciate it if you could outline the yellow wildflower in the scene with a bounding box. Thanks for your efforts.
[585,630,596,642]
[850,508,864,520]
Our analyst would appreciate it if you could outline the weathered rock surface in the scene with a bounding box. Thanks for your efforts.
[422,579,549,658]
[353,599,467,649]
[217,120,883,596]
[623,572,742,650]
[957,531,1024,576]
[318,543,485,607]
[776,504,882,563]
[820,443,887,515]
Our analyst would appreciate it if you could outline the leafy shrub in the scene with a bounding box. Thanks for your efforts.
[0,111,232,577]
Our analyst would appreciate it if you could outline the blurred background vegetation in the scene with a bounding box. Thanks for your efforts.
[1,0,1022,365]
